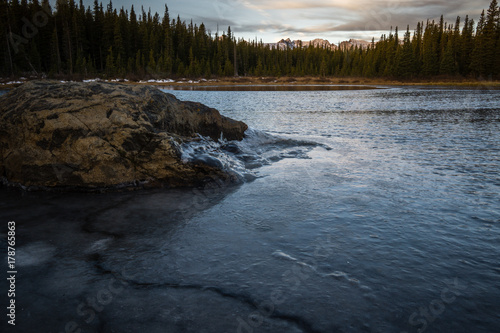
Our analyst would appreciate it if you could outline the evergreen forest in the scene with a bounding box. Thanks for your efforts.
[1,0,499,80]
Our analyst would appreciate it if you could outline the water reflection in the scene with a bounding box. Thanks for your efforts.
[161,84,382,91]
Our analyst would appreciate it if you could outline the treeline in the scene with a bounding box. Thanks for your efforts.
[1,0,499,79]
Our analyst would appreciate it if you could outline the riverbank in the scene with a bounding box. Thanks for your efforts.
[2,76,500,89]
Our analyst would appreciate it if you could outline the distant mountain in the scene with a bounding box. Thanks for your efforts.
[265,38,373,50]
[265,38,337,50]
[302,38,337,49]
[273,38,297,50]
[338,39,372,50]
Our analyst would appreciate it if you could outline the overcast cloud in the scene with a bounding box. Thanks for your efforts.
[81,0,490,43]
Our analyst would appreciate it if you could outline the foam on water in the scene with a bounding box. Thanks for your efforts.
[180,128,324,182]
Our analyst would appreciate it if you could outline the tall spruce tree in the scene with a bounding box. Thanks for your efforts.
[395,26,417,78]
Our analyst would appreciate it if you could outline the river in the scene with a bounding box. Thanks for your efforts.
[1,85,499,332]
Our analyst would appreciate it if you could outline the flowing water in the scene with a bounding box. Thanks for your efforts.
[1,85,499,333]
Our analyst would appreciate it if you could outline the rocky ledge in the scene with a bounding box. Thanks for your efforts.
[0,81,248,190]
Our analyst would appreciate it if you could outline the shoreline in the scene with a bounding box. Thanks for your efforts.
[1,76,500,89]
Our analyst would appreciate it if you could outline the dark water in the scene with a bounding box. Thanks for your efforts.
[1,86,499,333]
[162,84,380,91]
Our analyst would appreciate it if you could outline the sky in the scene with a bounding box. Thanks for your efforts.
[81,0,490,43]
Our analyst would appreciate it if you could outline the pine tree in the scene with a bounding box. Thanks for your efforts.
[135,49,143,75]
[412,22,424,74]
[147,49,156,73]
[105,46,115,76]
[223,58,233,77]
[471,10,486,76]
[395,26,417,78]
[382,27,398,76]
[50,22,62,74]
[483,0,499,77]
[422,21,440,76]
[440,39,457,75]
[459,16,474,75]
[113,11,125,70]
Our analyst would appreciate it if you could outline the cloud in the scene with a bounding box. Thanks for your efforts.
[240,0,371,11]
[239,0,491,40]
[90,0,493,42]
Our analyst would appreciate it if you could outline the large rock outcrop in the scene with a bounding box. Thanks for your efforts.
[0,81,248,190]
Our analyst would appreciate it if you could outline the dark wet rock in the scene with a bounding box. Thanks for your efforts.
[222,142,243,154]
[0,81,248,190]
